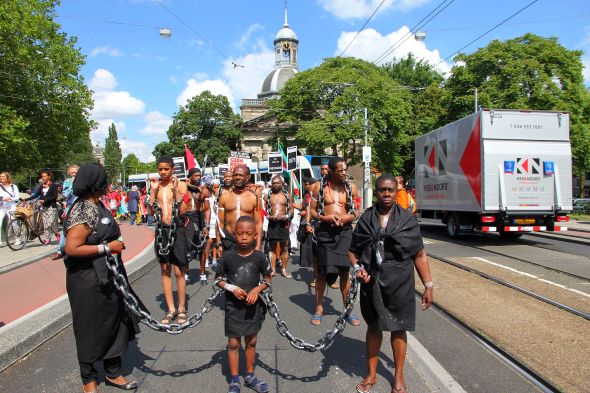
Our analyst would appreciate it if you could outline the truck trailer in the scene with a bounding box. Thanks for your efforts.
[415,109,572,238]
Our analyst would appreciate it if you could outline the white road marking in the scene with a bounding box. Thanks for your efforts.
[470,257,590,299]
[423,239,434,244]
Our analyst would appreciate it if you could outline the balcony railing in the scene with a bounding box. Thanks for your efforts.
[241,98,267,107]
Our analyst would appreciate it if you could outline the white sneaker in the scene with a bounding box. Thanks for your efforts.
[184,273,191,283]
[200,273,207,283]
[205,259,210,268]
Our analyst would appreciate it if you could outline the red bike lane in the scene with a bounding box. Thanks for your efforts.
[0,224,154,327]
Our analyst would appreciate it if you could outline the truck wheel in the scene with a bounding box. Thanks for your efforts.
[447,214,460,239]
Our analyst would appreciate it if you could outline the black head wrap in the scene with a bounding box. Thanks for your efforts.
[73,163,108,197]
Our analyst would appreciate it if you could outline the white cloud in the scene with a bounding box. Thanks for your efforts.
[238,23,264,49]
[335,26,451,74]
[176,79,235,107]
[90,119,126,145]
[139,111,172,136]
[156,56,167,62]
[318,0,429,20]
[169,75,178,85]
[89,69,146,120]
[90,45,124,57]
[119,138,156,162]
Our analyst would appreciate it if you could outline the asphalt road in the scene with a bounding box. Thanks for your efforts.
[0,250,546,393]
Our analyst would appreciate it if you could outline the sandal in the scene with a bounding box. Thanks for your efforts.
[310,314,322,326]
[228,381,241,393]
[356,381,376,393]
[282,271,292,278]
[161,310,177,324]
[244,375,269,393]
[346,314,361,326]
[176,310,188,324]
[105,378,138,390]
[391,387,407,393]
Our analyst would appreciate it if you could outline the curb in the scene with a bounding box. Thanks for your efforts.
[0,241,156,372]
[407,333,467,393]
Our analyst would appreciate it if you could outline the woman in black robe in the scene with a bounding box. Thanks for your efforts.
[64,163,139,393]
[348,174,433,393]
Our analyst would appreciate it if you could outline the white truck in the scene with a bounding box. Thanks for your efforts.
[415,109,572,238]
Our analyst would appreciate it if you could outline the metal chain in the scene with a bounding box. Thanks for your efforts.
[260,275,359,352]
[317,174,354,217]
[104,253,221,334]
[154,200,178,256]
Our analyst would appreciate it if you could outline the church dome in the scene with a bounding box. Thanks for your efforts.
[259,66,298,98]
[275,23,298,41]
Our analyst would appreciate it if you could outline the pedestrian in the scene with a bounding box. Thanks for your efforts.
[0,172,20,245]
[349,173,433,393]
[265,175,292,277]
[127,185,140,225]
[309,157,361,326]
[185,168,211,284]
[38,170,59,244]
[149,156,189,325]
[394,176,416,214]
[217,166,262,253]
[204,178,221,264]
[106,185,120,219]
[214,216,272,393]
[64,163,139,393]
[316,164,338,289]
[297,177,316,274]
[52,164,79,260]
[119,190,129,220]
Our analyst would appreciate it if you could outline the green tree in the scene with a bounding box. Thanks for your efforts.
[0,0,93,182]
[382,54,449,175]
[270,57,413,173]
[154,91,242,165]
[104,123,122,182]
[444,33,590,193]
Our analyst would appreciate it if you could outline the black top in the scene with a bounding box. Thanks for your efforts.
[40,183,58,208]
[215,250,272,295]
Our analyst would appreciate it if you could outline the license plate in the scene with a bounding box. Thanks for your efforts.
[515,219,535,225]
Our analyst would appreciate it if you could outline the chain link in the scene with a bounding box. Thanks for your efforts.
[153,200,178,256]
[105,252,221,334]
[260,275,359,352]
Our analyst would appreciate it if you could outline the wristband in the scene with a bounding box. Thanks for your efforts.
[224,283,237,293]
[97,244,105,255]
[424,281,434,288]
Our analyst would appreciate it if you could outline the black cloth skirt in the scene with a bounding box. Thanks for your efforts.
[298,231,314,267]
[316,223,352,274]
[224,297,266,337]
[155,224,187,266]
[360,259,416,332]
[267,220,289,241]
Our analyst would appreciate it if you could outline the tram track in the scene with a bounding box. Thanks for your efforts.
[422,229,590,281]
[428,252,590,321]
[417,292,561,393]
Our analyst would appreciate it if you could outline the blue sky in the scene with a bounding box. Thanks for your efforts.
[55,0,590,162]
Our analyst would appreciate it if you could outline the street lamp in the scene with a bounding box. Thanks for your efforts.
[159,27,172,38]
[414,31,426,41]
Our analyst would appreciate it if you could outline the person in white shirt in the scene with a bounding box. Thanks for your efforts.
[0,172,20,245]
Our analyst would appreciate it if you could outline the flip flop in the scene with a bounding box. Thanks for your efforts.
[310,314,322,326]
[346,314,361,326]
[356,381,376,393]
[282,272,292,278]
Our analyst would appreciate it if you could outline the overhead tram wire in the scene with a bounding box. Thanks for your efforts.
[337,0,389,58]
[426,14,590,32]
[373,0,455,65]
[436,0,540,68]
[55,15,160,30]
[155,0,242,67]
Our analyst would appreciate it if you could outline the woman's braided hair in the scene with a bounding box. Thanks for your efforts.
[317,158,354,217]
[265,175,291,219]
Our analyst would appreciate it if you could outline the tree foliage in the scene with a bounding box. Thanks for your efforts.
[122,153,156,177]
[444,33,590,182]
[0,0,93,184]
[104,123,122,182]
[153,91,242,165]
[270,57,413,173]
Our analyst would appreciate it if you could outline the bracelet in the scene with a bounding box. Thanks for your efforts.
[104,242,111,255]
[224,283,237,293]
[353,263,364,274]
[97,244,105,255]
[424,281,434,288]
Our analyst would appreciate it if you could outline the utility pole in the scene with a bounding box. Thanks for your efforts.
[363,108,372,210]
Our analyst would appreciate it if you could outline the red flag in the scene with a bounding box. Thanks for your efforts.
[184,145,200,170]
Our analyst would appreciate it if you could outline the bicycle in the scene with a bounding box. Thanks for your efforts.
[4,202,56,251]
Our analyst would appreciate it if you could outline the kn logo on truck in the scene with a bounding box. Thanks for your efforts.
[516,157,541,175]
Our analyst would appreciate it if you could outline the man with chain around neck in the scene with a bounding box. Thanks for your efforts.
[266,175,293,278]
[149,156,189,325]
[309,157,361,326]
[185,168,211,283]
[217,165,262,252]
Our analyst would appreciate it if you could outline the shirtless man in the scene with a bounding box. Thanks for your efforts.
[149,156,189,325]
[309,157,361,326]
[217,165,262,252]
[266,175,293,278]
[185,168,211,283]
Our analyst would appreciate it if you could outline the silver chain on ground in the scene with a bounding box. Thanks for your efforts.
[260,275,359,352]
[105,253,221,334]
